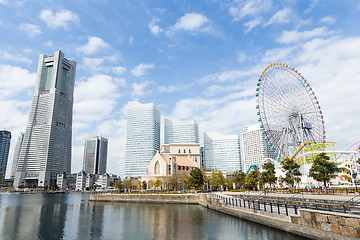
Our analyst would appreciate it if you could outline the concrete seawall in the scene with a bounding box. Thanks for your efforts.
[199,194,356,240]
[90,193,199,204]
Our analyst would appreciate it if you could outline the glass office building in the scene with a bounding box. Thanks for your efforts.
[203,132,242,173]
[164,118,199,144]
[14,51,76,187]
[10,132,24,179]
[0,130,11,183]
[83,136,108,174]
[125,101,160,177]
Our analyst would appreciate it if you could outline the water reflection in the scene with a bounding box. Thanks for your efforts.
[0,194,306,240]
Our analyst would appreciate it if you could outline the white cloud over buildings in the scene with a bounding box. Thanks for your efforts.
[39,9,79,29]
[78,36,110,55]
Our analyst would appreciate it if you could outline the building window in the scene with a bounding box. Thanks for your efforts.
[195,157,197,162]
[178,149,180,153]
[168,164,171,175]
[184,149,186,153]
[154,161,160,175]
[189,149,191,153]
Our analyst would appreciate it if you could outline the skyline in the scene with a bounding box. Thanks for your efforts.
[1,0,360,177]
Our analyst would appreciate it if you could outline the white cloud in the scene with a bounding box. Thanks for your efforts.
[112,66,127,75]
[237,52,247,63]
[148,17,163,35]
[199,68,258,83]
[229,0,272,21]
[78,36,110,55]
[81,57,105,73]
[0,50,32,64]
[0,65,35,99]
[43,41,53,47]
[244,17,262,33]
[167,13,210,35]
[39,9,79,29]
[131,63,154,77]
[19,23,42,37]
[319,16,336,25]
[0,0,6,4]
[158,85,176,93]
[131,81,149,98]
[129,36,134,45]
[277,27,334,44]
[74,74,119,123]
[264,8,291,26]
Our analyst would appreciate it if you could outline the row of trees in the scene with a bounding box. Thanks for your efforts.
[114,153,337,192]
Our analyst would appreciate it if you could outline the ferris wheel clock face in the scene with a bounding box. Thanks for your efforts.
[256,62,326,161]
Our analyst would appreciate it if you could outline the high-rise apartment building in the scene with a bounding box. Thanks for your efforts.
[125,101,160,177]
[10,132,24,179]
[241,124,277,173]
[164,118,199,144]
[203,132,242,173]
[14,51,76,187]
[0,130,11,182]
[83,136,108,174]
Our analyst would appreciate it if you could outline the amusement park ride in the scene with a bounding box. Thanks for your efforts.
[251,62,360,186]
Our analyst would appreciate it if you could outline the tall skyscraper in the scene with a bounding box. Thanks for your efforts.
[0,130,11,182]
[14,51,76,187]
[164,118,199,144]
[83,136,108,174]
[241,124,278,173]
[125,101,160,177]
[10,132,24,179]
[203,132,242,173]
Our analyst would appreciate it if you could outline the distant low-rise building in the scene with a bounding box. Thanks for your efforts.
[57,171,119,191]
[57,172,77,190]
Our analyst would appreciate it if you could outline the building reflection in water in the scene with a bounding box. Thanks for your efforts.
[0,194,67,239]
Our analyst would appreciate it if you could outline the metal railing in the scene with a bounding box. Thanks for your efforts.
[207,193,353,216]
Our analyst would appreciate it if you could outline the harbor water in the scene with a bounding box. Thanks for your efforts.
[0,193,307,239]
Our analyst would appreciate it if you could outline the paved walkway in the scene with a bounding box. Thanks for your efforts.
[221,191,360,202]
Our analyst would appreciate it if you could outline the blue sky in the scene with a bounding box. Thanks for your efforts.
[1,0,360,177]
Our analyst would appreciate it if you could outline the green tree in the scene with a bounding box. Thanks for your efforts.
[153,178,162,189]
[202,168,210,184]
[210,170,225,190]
[123,178,132,191]
[188,168,204,189]
[232,170,246,190]
[309,153,336,192]
[245,166,260,191]
[281,157,302,190]
[114,179,124,192]
[178,171,189,189]
[262,162,277,189]
[168,175,178,191]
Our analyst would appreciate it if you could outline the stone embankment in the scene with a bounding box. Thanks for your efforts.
[89,193,199,204]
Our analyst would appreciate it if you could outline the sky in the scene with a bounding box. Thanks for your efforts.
[1,0,360,178]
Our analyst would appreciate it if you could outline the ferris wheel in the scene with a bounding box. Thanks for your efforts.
[256,62,326,161]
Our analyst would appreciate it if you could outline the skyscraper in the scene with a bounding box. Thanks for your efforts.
[10,132,24,179]
[14,51,76,187]
[241,124,278,173]
[203,132,242,173]
[0,130,11,183]
[125,101,160,177]
[83,136,108,174]
[164,118,199,144]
